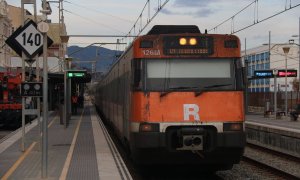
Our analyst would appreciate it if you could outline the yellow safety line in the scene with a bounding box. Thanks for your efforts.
[59,108,85,180]
[48,115,58,128]
[1,142,37,180]
[1,115,58,180]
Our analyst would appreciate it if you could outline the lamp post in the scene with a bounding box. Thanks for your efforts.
[288,40,300,102]
[263,42,292,118]
[295,17,300,95]
[282,47,290,117]
[273,69,278,118]
[291,17,300,96]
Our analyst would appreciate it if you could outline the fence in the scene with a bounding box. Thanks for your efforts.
[248,91,300,112]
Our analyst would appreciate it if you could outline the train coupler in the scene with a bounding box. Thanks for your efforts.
[176,127,205,151]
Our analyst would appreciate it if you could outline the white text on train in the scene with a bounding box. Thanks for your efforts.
[142,49,160,56]
[183,104,200,121]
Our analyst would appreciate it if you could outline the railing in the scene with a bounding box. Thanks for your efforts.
[248,91,300,113]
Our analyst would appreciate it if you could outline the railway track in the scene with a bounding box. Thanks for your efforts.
[96,109,223,180]
[96,106,300,179]
[242,143,300,179]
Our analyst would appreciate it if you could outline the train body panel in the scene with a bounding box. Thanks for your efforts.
[94,25,246,169]
[131,91,244,123]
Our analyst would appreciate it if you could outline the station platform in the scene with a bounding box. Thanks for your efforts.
[0,102,132,180]
[245,113,300,159]
[246,113,300,131]
[1,106,299,180]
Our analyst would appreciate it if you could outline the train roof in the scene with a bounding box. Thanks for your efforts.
[147,25,201,35]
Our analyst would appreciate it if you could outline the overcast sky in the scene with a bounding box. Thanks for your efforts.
[8,0,300,50]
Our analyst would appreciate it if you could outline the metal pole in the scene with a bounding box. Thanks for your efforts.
[58,0,62,72]
[298,17,300,97]
[21,1,25,152]
[42,0,48,177]
[68,61,71,122]
[33,0,41,151]
[269,31,277,118]
[274,72,277,119]
[64,59,67,128]
[61,0,70,128]
[244,38,248,114]
[283,47,290,118]
[285,54,288,117]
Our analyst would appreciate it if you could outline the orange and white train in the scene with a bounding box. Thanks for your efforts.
[94,25,246,170]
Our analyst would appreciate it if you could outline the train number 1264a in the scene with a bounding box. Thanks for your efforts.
[142,49,160,56]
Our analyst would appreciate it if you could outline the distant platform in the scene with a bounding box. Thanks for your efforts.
[245,113,300,158]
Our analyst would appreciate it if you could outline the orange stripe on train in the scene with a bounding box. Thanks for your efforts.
[131,91,244,122]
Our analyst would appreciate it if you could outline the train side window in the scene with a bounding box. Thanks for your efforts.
[132,60,142,90]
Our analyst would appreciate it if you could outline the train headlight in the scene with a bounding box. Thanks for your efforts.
[179,38,187,45]
[223,123,243,131]
[189,38,197,45]
[139,123,159,132]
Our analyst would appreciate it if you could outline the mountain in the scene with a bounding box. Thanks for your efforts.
[67,46,122,73]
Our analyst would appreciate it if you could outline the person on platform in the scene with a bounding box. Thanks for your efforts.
[71,94,78,115]
[290,102,300,121]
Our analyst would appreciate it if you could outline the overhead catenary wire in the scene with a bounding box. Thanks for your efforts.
[63,8,126,34]
[119,0,170,49]
[209,0,300,34]
[210,0,256,33]
[63,0,134,24]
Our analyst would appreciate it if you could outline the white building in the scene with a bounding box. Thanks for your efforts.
[242,44,300,92]
[0,0,12,71]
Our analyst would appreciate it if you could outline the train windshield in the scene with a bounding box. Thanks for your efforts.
[144,58,243,91]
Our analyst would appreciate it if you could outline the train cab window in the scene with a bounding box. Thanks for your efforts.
[144,58,237,92]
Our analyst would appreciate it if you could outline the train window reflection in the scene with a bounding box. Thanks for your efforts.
[146,59,231,78]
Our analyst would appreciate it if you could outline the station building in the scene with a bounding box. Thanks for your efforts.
[242,44,299,92]
[0,0,68,73]
[1,2,68,111]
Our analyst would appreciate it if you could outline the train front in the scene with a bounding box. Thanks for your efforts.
[129,26,246,169]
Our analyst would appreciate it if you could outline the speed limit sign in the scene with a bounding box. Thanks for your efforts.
[5,20,53,58]
[15,23,43,56]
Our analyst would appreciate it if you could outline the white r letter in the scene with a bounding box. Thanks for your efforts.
[183,104,200,121]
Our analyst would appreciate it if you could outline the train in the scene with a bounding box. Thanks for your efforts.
[0,71,22,128]
[0,69,38,128]
[93,25,246,171]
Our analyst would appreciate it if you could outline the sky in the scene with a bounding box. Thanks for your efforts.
[7,0,300,51]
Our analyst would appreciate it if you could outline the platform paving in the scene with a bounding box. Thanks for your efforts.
[2,105,299,179]
[246,113,300,131]
[0,102,130,180]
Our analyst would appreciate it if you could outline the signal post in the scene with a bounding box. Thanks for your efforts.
[5,0,53,178]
